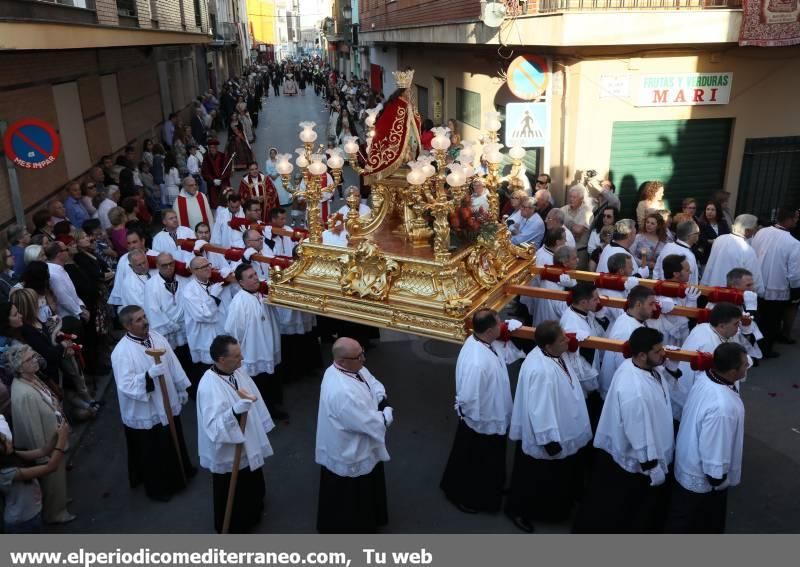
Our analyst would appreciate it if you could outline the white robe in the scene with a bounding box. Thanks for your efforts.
[674,372,744,494]
[260,238,316,334]
[509,347,592,460]
[599,312,646,398]
[181,277,227,364]
[143,274,187,349]
[108,249,159,306]
[654,294,693,347]
[322,229,349,247]
[530,278,567,326]
[337,202,372,219]
[151,226,196,264]
[211,207,243,248]
[597,242,647,277]
[677,323,759,419]
[224,289,281,376]
[598,287,626,323]
[560,306,605,394]
[315,364,390,477]
[173,190,215,232]
[653,240,699,285]
[520,246,554,314]
[751,225,800,300]
[594,359,675,477]
[196,368,275,473]
[110,332,191,430]
[701,233,764,296]
[116,272,151,313]
[454,335,513,436]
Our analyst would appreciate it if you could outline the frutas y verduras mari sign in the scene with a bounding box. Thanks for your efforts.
[635,73,733,107]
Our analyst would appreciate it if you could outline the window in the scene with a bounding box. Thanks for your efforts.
[116,0,136,17]
[456,88,481,129]
[193,0,203,28]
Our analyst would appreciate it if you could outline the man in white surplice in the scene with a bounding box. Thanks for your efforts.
[224,264,284,419]
[116,250,151,314]
[653,219,701,284]
[111,306,194,502]
[751,205,800,355]
[143,253,191,366]
[259,208,319,377]
[108,229,158,308]
[506,321,593,533]
[655,253,702,346]
[151,210,196,264]
[666,342,747,534]
[676,302,758,421]
[210,192,245,249]
[701,214,763,295]
[440,308,513,514]
[315,337,392,534]
[182,256,227,387]
[531,245,577,326]
[519,227,565,317]
[596,219,649,277]
[197,335,274,533]
[599,285,658,399]
[597,252,638,324]
[576,327,677,533]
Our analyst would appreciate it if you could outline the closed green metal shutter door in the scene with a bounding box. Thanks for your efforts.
[609,118,733,218]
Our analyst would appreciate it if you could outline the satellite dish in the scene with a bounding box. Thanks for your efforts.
[481,2,508,28]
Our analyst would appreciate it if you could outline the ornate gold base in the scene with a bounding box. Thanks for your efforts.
[269,229,534,343]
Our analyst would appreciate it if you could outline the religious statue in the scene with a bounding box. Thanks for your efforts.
[363,68,422,180]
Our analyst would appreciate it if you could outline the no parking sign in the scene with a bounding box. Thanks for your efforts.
[2,118,61,169]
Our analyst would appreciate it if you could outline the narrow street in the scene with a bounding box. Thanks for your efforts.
[52,92,800,535]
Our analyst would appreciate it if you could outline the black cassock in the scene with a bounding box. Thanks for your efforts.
[212,466,266,534]
[317,462,388,534]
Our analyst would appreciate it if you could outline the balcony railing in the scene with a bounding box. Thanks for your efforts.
[536,0,742,12]
[211,21,239,45]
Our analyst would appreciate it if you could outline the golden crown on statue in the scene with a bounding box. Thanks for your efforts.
[392,68,415,89]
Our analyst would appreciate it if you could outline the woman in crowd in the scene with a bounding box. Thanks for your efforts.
[8,342,76,524]
[0,248,19,303]
[80,181,98,219]
[632,212,668,276]
[502,189,528,223]
[696,201,731,265]
[636,180,666,229]
[227,113,253,170]
[588,206,619,258]
[152,144,167,206]
[173,129,189,176]
[163,152,182,205]
[447,118,461,147]
[22,245,46,271]
[108,207,129,257]
[141,138,155,169]
[21,261,56,327]
[0,412,70,533]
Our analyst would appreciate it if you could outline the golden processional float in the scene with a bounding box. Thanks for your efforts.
[264,69,534,344]
[248,68,744,366]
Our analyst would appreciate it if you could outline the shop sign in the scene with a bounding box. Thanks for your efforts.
[636,73,733,107]
[600,75,630,99]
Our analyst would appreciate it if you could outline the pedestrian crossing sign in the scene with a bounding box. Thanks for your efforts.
[505,102,548,149]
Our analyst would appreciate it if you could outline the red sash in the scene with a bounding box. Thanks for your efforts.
[177,194,210,228]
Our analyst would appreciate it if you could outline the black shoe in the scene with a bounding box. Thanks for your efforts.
[777,335,797,345]
[455,502,480,514]
[507,513,535,533]
[763,350,781,359]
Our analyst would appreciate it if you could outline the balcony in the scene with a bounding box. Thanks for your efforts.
[211,21,239,46]
[0,0,98,25]
[360,0,744,47]
[535,0,742,12]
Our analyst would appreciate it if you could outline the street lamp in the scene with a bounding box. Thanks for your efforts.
[342,5,352,20]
